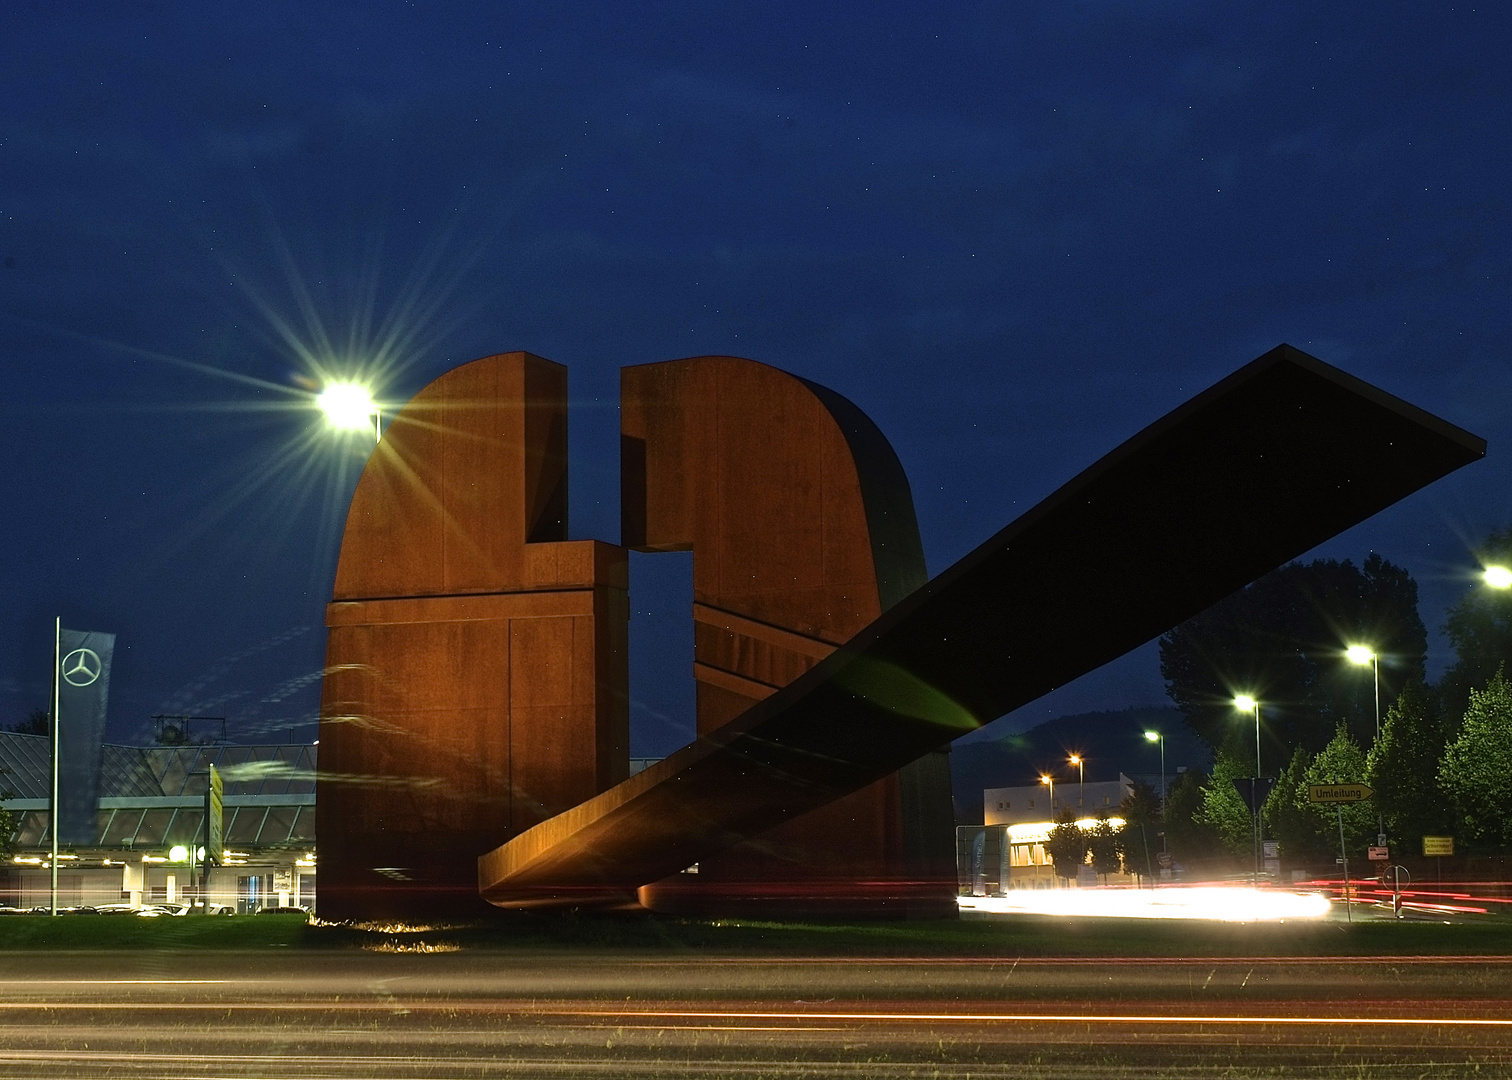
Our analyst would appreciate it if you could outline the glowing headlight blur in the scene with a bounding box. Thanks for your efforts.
[958,886,1331,922]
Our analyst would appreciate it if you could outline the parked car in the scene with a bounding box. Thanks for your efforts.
[189,900,235,915]
[94,904,142,916]
[134,904,189,917]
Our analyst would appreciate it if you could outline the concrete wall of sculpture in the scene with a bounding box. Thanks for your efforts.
[318,352,628,920]
[318,350,955,920]
[622,357,956,915]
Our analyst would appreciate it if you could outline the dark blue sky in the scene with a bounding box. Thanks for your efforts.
[0,2,1507,754]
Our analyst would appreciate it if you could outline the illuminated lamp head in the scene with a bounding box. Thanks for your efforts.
[1345,644,1376,665]
[317,381,377,432]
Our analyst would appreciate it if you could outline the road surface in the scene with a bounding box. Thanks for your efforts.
[3,949,1511,1077]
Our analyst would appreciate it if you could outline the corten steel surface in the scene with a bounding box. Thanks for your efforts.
[319,352,629,920]
[621,357,955,916]
[478,345,1486,909]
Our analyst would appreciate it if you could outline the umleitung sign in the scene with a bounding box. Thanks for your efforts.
[1308,783,1372,804]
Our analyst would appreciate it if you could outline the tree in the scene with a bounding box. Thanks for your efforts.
[1044,810,1089,882]
[1439,527,1512,729]
[1366,679,1452,843]
[7,709,48,736]
[1088,815,1124,881]
[1265,748,1329,863]
[1303,725,1375,856]
[1439,667,1512,849]
[1164,769,1221,859]
[1196,751,1254,857]
[1160,555,1426,764]
[1117,780,1161,880]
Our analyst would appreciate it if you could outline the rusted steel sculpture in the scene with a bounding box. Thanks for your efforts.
[476,346,1483,909]
[318,352,628,919]
[621,357,955,916]
[318,343,1483,919]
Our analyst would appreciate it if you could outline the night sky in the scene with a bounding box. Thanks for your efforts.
[1,3,1507,757]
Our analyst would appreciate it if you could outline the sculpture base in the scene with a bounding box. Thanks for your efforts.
[636,875,958,921]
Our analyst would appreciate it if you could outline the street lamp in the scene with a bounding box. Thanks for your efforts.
[1485,565,1512,589]
[317,380,381,442]
[1068,754,1084,810]
[1233,694,1262,776]
[1346,645,1381,741]
[1233,694,1263,884]
[1039,774,1055,820]
[1142,731,1166,843]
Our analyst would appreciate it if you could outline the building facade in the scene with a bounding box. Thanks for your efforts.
[0,732,316,912]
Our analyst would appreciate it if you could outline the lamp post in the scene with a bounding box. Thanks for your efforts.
[1234,695,1263,884]
[1142,731,1166,853]
[1068,754,1084,811]
[1346,645,1381,742]
[1040,774,1054,821]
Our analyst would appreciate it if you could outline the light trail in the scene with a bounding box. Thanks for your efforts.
[549,1007,1512,1028]
[957,885,1331,921]
[3,998,1512,1027]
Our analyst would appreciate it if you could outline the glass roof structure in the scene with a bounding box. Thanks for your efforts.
[0,732,316,852]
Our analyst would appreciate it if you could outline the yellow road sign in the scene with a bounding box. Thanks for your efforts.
[1308,783,1372,804]
[1423,835,1454,856]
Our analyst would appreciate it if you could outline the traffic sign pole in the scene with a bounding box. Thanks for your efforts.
[1337,806,1352,924]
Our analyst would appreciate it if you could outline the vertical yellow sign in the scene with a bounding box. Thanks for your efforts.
[205,764,224,864]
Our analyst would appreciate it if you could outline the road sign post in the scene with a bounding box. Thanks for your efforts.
[1308,784,1372,924]
[1423,836,1453,885]
[1308,784,1373,804]
[1232,777,1277,885]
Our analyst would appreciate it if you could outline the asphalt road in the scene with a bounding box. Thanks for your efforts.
[4,949,1512,1078]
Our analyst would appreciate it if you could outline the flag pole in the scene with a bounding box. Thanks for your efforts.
[50,617,60,917]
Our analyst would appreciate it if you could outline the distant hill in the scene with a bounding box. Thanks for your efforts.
[948,705,1211,823]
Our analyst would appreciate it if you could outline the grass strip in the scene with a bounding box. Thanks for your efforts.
[2,909,1511,956]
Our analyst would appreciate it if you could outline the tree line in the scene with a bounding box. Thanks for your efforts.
[1149,528,1512,865]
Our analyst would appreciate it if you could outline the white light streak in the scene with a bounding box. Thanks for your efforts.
[958,886,1331,922]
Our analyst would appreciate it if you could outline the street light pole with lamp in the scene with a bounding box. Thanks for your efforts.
[1142,731,1166,852]
[1039,774,1055,821]
[1068,754,1084,811]
[1345,645,1381,742]
[1233,694,1264,884]
[1347,643,1387,847]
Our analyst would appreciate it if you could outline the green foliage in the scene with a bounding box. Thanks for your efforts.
[1439,667,1512,849]
[1303,725,1375,854]
[7,709,48,736]
[1439,527,1512,729]
[1044,811,1089,880]
[0,765,14,857]
[1088,815,1124,880]
[1164,769,1221,859]
[1366,679,1452,842]
[1160,555,1426,761]
[1265,748,1329,862]
[1117,779,1160,827]
[1197,751,1254,856]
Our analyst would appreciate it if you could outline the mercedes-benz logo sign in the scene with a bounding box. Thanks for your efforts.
[61,648,102,687]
